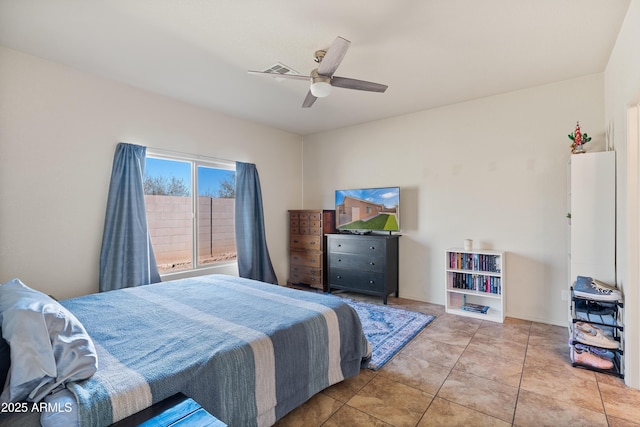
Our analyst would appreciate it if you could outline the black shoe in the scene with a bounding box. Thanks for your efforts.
[575,299,616,323]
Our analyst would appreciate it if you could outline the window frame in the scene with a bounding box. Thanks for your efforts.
[145,149,237,278]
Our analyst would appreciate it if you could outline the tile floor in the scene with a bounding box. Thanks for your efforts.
[274,293,640,427]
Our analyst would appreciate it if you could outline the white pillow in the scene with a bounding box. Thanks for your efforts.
[0,279,98,402]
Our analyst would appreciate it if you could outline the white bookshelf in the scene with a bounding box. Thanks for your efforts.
[445,249,505,323]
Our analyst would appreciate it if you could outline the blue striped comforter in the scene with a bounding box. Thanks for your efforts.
[60,275,370,426]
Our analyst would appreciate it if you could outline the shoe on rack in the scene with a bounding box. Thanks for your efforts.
[575,321,614,336]
[574,342,615,360]
[574,299,616,314]
[574,276,621,302]
[574,299,616,323]
[574,322,619,349]
[592,278,619,291]
[572,346,614,370]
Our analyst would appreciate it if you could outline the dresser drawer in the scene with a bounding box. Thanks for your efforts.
[328,253,384,273]
[290,264,322,277]
[309,220,322,234]
[289,266,323,289]
[289,249,322,268]
[328,237,386,255]
[328,268,385,293]
[290,234,323,250]
[296,212,311,221]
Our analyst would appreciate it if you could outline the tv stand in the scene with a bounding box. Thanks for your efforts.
[326,234,400,304]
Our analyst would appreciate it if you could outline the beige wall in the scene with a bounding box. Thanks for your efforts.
[0,46,303,299]
[303,74,605,327]
[604,0,640,389]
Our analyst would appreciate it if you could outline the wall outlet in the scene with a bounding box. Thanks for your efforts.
[561,290,570,301]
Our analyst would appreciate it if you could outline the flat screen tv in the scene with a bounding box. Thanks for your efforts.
[335,187,400,233]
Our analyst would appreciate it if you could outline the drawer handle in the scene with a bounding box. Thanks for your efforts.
[338,259,342,262]
[370,262,375,265]
[370,246,375,250]
[369,280,375,284]
[337,244,342,247]
[293,239,299,243]
[310,241,316,245]
[337,275,342,279]
[310,259,316,263]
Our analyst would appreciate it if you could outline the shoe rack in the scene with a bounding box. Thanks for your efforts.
[570,288,624,378]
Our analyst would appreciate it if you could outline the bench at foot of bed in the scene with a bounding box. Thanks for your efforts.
[110,393,226,427]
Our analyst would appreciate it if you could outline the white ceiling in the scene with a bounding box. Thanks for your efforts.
[0,0,631,135]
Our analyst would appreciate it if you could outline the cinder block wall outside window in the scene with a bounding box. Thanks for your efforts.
[145,195,235,266]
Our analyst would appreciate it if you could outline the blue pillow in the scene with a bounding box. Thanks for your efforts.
[0,279,98,403]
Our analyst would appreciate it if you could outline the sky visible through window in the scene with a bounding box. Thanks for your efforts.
[145,157,234,196]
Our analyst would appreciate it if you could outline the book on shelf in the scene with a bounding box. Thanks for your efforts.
[448,251,501,273]
[449,272,501,295]
[460,303,490,314]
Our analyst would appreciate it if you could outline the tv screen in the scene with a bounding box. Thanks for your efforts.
[335,187,400,232]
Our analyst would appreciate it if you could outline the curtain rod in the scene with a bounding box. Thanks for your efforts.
[146,146,236,165]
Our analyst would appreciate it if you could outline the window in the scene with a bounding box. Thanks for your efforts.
[144,152,236,274]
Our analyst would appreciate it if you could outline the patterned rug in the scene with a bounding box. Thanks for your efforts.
[345,300,435,370]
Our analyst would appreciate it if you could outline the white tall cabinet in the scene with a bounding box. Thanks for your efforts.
[568,151,616,286]
[567,151,621,378]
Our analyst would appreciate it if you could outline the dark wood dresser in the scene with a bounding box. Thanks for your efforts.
[288,210,335,291]
[327,233,400,304]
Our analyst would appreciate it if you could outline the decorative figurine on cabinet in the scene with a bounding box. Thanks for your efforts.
[568,121,591,154]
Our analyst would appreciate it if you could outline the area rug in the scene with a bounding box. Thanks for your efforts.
[345,300,435,370]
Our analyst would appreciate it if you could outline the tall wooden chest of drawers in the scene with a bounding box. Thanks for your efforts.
[288,210,335,291]
[327,233,400,304]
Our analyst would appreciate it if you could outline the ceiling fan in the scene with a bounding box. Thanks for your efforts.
[248,36,388,108]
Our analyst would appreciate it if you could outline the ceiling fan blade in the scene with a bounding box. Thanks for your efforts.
[317,36,350,77]
[302,91,317,108]
[247,70,310,81]
[331,76,388,93]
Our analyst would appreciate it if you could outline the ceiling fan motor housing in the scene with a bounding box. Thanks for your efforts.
[310,69,332,97]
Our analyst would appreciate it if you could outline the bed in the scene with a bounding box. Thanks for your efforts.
[0,274,371,426]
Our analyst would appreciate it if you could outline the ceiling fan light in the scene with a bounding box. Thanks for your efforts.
[310,80,332,98]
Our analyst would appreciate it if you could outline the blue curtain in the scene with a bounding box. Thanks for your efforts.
[99,143,160,292]
[234,162,278,284]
